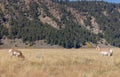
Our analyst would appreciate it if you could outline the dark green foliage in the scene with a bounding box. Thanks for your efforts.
[0,25,8,43]
[3,1,98,48]
[65,1,120,47]
[29,2,39,19]
[1,0,120,48]
[8,16,98,48]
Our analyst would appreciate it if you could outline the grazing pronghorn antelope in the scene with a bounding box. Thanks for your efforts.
[96,46,113,56]
[8,49,25,59]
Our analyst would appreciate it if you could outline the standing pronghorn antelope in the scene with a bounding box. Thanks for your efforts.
[8,49,25,59]
[96,46,113,56]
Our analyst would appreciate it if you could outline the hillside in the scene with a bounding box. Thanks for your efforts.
[0,0,120,48]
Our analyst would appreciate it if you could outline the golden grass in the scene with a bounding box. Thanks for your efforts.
[0,48,120,77]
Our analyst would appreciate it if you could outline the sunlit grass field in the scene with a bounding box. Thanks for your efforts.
[0,48,120,77]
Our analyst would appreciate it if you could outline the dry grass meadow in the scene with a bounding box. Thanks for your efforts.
[0,48,120,77]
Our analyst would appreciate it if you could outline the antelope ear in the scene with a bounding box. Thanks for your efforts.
[96,47,98,50]
[8,49,12,53]
[96,46,100,50]
[110,49,113,52]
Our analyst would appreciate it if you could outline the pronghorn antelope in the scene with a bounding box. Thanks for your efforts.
[96,46,113,56]
[8,49,25,59]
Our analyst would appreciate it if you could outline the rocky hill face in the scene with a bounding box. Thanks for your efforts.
[0,0,120,48]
